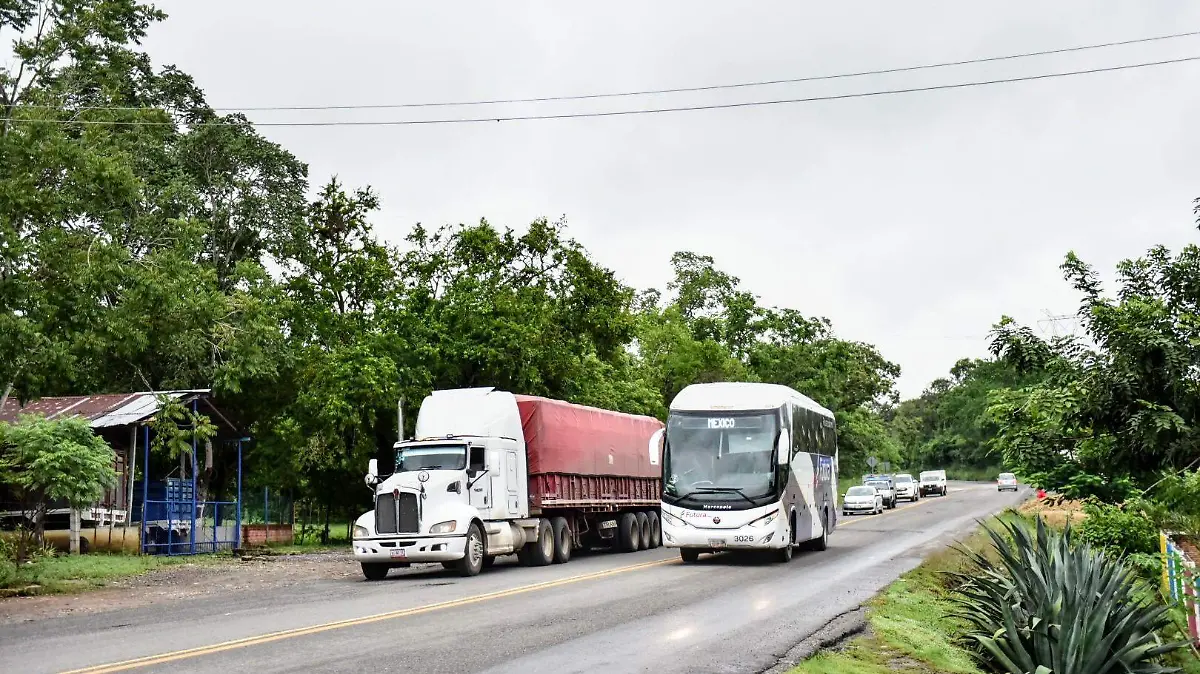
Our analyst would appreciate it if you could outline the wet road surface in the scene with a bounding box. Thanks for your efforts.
[0,482,1026,674]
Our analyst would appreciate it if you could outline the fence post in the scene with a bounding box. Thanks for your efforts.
[264,487,269,545]
[1168,540,1180,602]
[1185,559,1200,647]
[1161,531,1171,598]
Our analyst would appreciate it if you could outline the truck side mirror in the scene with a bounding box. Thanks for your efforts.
[365,459,379,488]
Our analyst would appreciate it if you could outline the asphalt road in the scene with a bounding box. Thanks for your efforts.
[1,482,1026,674]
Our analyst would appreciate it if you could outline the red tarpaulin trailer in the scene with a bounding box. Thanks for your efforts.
[515,395,663,512]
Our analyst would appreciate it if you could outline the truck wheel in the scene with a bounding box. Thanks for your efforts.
[550,516,571,564]
[646,512,661,548]
[635,512,650,551]
[617,512,640,552]
[522,518,554,566]
[680,549,700,563]
[361,562,389,581]
[453,523,486,577]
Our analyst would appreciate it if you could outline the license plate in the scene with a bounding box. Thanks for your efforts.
[389,548,406,559]
[708,538,727,548]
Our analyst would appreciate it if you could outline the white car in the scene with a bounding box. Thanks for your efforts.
[919,470,948,497]
[864,478,897,509]
[842,485,883,515]
[997,472,1019,492]
[892,473,918,502]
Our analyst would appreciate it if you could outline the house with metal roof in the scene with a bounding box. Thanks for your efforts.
[0,390,247,554]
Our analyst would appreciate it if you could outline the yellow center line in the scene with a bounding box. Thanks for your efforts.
[59,557,681,674]
[61,483,992,673]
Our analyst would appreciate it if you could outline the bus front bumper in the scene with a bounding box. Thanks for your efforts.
[661,521,787,551]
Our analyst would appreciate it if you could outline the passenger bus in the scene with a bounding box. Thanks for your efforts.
[659,382,838,563]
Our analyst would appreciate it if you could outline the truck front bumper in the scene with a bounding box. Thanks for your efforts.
[353,534,467,564]
[661,521,786,551]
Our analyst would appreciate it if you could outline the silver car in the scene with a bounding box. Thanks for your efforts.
[842,485,883,515]
[997,472,1019,492]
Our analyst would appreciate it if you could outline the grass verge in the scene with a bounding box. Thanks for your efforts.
[789,528,993,674]
[0,552,224,596]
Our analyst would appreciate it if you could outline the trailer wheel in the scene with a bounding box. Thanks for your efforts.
[680,549,700,563]
[361,562,389,581]
[617,512,640,552]
[646,512,661,548]
[550,516,571,564]
[635,512,650,551]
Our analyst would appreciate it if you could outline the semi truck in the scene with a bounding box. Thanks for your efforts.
[352,387,666,579]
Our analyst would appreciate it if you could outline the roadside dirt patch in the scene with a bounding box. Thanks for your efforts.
[1018,496,1086,529]
[0,551,360,626]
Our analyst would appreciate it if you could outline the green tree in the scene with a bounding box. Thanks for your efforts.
[0,415,116,561]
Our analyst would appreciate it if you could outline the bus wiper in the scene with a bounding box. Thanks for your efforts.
[670,486,757,508]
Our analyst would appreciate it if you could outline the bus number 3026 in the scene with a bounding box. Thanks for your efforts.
[733,535,754,543]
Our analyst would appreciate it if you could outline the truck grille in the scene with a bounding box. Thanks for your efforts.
[375,492,419,534]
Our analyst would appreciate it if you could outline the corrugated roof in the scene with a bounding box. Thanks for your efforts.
[0,390,211,428]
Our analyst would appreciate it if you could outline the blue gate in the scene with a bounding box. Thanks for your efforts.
[139,424,244,555]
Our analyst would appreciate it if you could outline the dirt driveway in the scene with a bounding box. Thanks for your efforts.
[0,551,362,626]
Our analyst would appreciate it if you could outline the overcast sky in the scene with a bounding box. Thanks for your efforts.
[142,1,1200,399]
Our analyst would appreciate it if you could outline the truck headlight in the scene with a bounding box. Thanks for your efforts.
[660,510,687,527]
[353,525,369,539]
[748,510,778,528]
[429,520,457,534]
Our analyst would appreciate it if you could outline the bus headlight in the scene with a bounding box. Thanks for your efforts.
[430,520,457,534]
[748,510,779,528]
[353,525,369,539]
[660,510,687,527]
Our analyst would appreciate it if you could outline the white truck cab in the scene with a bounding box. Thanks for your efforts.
[352,389,536,578]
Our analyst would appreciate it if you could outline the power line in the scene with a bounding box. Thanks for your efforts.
[4,54,1197,128]
[18,27,1200,113]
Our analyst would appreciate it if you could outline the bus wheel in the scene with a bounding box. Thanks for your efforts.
[809,512,829,552]
[646,511,661,548]
[681,549,700,563]
[776,516,794,563]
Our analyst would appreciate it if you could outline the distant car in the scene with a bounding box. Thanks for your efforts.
[919,470,948,497]
[865,477,897,509]
[843,485,883,516]
[997,472,1018,492]
[892,473,918,502]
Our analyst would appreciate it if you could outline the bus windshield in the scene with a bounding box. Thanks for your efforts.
[662,411,778,502]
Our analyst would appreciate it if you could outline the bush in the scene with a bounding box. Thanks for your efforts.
[1077,501,1160,556]
[1025,464,1139,502]
[950,517,1184,674]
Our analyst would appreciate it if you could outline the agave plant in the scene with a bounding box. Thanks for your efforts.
[949,516,1186,674]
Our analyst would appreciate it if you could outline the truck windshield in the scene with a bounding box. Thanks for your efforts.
[662,411,779,505]
[395,444,467,472]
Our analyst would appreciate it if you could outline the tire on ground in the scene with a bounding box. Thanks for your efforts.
[361,562,389,581]
[550,516,571,564]
[680,548,700,563]
[521,518,554,566]
[453,522,486,577]
[634,512,650,551]
[645,511,661,548]
[617,512,640,552]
